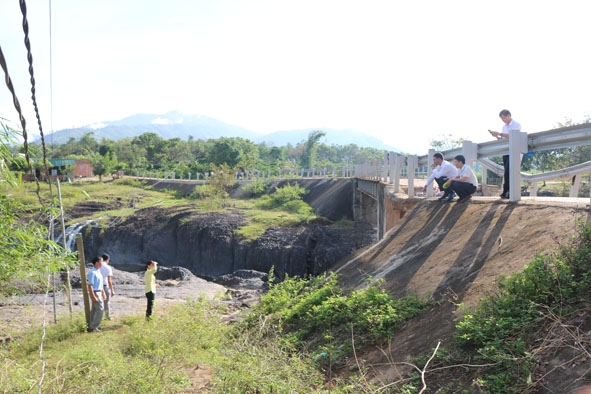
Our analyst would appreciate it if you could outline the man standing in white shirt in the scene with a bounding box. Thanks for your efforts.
[100,253,115,320]
[489,109,521,199]
[422,152,458,201]
[447,155,479,203]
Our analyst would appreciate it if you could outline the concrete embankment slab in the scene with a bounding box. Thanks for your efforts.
[334,197,588,308]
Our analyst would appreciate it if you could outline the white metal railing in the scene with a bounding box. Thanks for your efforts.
[134,166,357,182]
[356,123,591,202]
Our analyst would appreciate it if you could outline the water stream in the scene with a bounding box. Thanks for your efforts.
[55,217,105,252]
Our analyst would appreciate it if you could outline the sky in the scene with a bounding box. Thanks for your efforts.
[0,0,590,154]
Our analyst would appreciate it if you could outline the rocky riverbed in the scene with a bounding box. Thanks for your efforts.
[0,266,267,337]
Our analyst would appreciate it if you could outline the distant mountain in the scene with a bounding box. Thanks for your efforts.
[39,111,261,145]
[255,128,400,151]
[36,112,400,151]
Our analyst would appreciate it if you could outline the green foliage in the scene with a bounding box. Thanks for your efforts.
[0,195,76,293]
[113,177,143,187]
[208,163,237,201]
[454,219,591,392]
[429,133,465,151]
[245,274,426,358]
[256,183,308,209]
[187,184,212,200]
[241,180,272,198]
[300,130,326,169]
[89,150,118,181]
[0,300,329,394]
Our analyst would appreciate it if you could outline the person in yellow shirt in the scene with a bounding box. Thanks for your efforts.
[144,260,158,320]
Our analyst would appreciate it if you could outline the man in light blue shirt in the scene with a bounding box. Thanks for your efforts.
[86,256,105,332]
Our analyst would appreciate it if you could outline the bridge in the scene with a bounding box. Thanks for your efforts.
[356,122,591,202]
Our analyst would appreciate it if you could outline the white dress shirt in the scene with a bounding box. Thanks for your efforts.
[425,160,458,188]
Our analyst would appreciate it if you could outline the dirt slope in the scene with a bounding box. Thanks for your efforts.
[332,196,589,388]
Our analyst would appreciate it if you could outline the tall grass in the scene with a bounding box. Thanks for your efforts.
[0,299,326,393]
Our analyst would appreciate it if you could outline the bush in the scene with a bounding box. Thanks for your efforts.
[241,180,272,198]
[255,183,311,213]
[454,219,591,392]
[245,274,426,354]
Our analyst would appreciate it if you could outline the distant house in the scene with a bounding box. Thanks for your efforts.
[47,158,93,179]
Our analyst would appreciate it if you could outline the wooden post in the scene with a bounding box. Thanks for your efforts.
[77,234,91,325]
[56,179,73,315]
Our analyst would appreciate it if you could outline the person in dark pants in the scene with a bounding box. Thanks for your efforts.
[490,109,521,199]
[100,253,115,320]
[144,260,158,320]
[422,152,458,201]
[446,155,479,203]
[86,256,105,332]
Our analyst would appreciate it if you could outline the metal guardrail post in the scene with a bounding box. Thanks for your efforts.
[426,149,435,197]
[391,152,400,192]
[407,155,418,197]
[509,130,527,202]
[570,174,581,197]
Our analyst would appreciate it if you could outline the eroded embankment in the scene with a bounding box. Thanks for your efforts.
[331,197,588,386]
[335,198,586,307]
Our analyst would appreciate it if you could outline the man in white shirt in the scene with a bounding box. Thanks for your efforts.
[422,152,458,201]
[447,155,479,203]
[489,109,521,199]
[99,253,115,320]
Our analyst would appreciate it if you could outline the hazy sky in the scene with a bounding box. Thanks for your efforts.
[1,0,589,154]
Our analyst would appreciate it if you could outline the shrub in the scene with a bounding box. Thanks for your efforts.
[241,180,272,198]
[244,274,426,355]
[454,219,591,392]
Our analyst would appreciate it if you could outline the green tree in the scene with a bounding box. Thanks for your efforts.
[208,163,236,203]
[131,132,167,169]
[429,133,464,151]
[90,151,117,181]
[79,132,100,153]
[300,130,326,169]
[0,123,75,292]
[207,138,241,167]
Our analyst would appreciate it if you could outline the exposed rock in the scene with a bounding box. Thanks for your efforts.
[81,206,375,280]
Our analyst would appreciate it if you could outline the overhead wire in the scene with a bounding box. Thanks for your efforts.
[20,0,52,198]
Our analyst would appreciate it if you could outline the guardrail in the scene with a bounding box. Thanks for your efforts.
[134,166,356,182]
[355,123,591,202]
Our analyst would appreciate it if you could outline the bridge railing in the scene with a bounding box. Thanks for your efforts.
[355,123,591,202]
[135,165,356,182]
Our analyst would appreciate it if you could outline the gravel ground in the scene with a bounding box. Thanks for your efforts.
[0,266,266,336]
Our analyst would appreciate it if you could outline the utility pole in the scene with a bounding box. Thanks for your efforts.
[76,234,90,325]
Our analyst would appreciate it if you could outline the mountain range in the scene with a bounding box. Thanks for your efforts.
[37,111,400,151]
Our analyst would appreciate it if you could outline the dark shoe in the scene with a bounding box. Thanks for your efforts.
[457,195,472,203]
[438,193,448,201]
[500,193,509,199]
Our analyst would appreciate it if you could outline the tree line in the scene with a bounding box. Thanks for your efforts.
[8,129,385,179]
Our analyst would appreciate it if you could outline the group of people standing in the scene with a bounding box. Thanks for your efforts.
[85,254,115,333]
[86,254,159,333]
[423,109,521,202]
